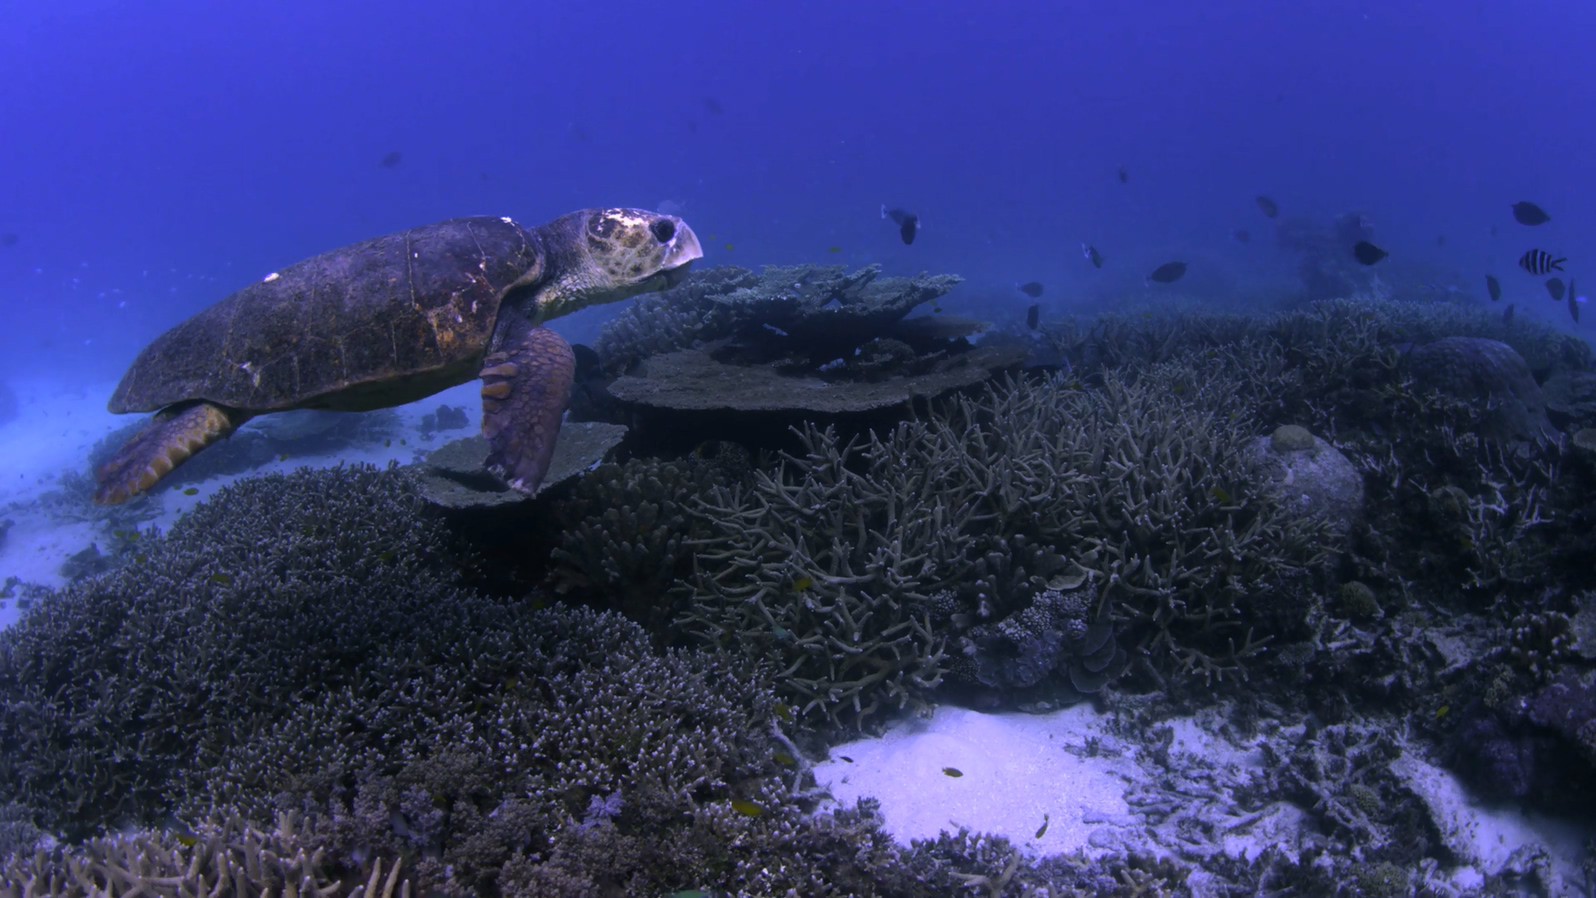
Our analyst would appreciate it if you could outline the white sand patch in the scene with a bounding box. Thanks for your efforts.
[815,703,1591,893]
[816,705,1141,856]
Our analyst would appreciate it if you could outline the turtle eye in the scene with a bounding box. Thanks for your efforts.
[650,219,676,244]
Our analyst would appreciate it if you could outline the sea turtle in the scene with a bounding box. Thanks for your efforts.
[94,209,702,504]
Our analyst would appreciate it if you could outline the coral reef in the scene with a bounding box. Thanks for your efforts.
[0,813,411,898]
[546,449,747,627]
[0,464,466,834]
[605,342,1027,415]
[680,365,1337,728]
[1243,424,1365,540]
[585,264,1033,435]
[1405,337,1552,444]
[409,422,628,511]
[594,264,964,376]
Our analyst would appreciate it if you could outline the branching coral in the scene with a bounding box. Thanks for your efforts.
[547,450,745,627]
[679,364,1338,728]
[0,813,411,898]
[0,464,469,835]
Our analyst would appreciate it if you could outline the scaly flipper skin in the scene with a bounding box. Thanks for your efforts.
[94,401,251,504]
[480,325,576,494]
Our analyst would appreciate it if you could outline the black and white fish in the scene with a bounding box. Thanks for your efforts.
[881,206,919,245]
[1147,261,1187,283]
[1512,201,1551,226]
[1519,249,1566,275]
[1353,241,1388,265]
[1082,243,1104,269]
[1546,277,1566,301]
[1017,281,1044,298]
[1485,274,1502,302]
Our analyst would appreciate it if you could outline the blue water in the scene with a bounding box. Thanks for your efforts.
[0,0,1590,383]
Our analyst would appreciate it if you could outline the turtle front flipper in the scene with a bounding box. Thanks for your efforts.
[94,401,251,504]
[480,325,576,494]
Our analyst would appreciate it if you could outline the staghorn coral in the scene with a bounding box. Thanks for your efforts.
[680,364,1338,728]
[547,451,744,627]
[0,813,411,898]
[678,422,955,729]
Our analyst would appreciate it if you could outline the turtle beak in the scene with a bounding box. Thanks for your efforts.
[659,217,703,280]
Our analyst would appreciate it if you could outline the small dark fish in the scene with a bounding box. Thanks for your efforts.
[1231,228,1251,244]
[379,150,402,168]
[1485,274,1502,301]
[1437,234,1447,247]
[703,96,724,115]
[1035,814,1050,839]
[1490,224,1500,238]
[1117,165,1129,184]
[1017,281,1044,298]
[1082,243,1104,269]
[1026,303,1040,330]
[942,767,963,777]
[881,205,918,245]
[1519,249,1566,275]
[1503,303,1515,325]
[1570,278,1580,323]
[1512,201,1551,226]
[1352,241,1388,265]
[1546,277,1566,301]
[0,233,17,247]
[1148,261,1187,283]
[1255,195,1279,219]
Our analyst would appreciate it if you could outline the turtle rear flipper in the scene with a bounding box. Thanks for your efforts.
[480,325,575,495]
[94,401,251,504]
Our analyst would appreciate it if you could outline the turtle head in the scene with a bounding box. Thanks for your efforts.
[529,207,703,320]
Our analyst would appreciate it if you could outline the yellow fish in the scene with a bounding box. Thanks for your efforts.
[730,799,764,817]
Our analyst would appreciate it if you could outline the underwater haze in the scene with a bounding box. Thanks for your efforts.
[1,0,1592,380]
